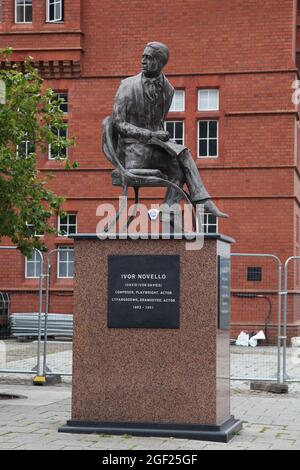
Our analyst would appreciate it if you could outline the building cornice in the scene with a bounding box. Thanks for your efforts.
[0,30,84,36]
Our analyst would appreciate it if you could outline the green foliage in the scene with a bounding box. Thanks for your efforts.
[0,49,76,255]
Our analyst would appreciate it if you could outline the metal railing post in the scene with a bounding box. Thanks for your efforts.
[277,264,282,384]
[35,249,44,378]
[282,256,300,383]
[43,253,51,377]
[42,249,59,378]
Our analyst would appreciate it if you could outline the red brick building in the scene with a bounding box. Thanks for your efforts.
[1,0,300,341]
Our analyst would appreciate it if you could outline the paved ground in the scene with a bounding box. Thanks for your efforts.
[0,380,299,450]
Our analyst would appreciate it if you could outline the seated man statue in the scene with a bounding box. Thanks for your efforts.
[112,41,228,218]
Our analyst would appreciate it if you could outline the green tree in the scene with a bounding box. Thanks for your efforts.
[0,48,76,255]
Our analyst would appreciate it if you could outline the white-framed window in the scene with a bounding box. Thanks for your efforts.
[15,0,32,23]
[25,251,41,279]
[169,90,185,112]
[26,223,44,238]
[46,0,64,23]
[48,127,67,160]
[198,120,218,158]
[164,121,184,145]
[54,91,68,113]
[57,246,74,278]
[198,89,219,111]
[58,213,77,236]
[17,137,35,158]
[203,212,218,234]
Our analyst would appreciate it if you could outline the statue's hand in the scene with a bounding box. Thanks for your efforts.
[152,130,170,142]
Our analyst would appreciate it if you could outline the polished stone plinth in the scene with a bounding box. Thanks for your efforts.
[59,234,242,442]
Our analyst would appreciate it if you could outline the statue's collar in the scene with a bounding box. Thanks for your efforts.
[142,73,164,87]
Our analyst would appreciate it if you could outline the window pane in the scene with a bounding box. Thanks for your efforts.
[175,122,183,138]
[209,139,217,157]
[199,121,208,138]
[60,100,67,113]
[59,225,67,235]
[26,262,35,278]
[28,142,35,154]
[35,260,41,277]
[19,141,27,157]
[59,127,67,138]
[68,215,77,225]
[55,1,61,20]
[209,90,219,110]
[59,263,67,278]
[55,92,68,113]
[59,249,68,262]
[199,89,219,111]
[208,214,217,225]
[199,140,207,157]
[59,215,67,225]
[26,252,41,278]
[49,1,55,20]
[68,261,74,278]
[169,90,185,112]
[199,90,209,111]
[58,246,73,277]
[49,127,67,159]
[25,4,32,22]
[209,121,217,138]
[166,122,174,135]
[19,140,35,157]
[208,224,216,233]
[247,267,262,282]
[175,91,184,111]
[16,5,24,22]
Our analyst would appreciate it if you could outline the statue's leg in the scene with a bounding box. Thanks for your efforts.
[124,142,151,170]
[178,149,228,218]
[150,150,185,206]
[177,149,210,202]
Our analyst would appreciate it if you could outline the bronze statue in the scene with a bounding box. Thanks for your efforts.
[108,41,227,219]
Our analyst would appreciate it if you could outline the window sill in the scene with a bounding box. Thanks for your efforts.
[197,156,219,160]
[45,21,65,25]
[54,238,74,245]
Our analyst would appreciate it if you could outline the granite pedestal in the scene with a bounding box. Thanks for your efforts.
[59,234,242,442]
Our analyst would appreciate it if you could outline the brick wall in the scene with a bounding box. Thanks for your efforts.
[1,0,300,340]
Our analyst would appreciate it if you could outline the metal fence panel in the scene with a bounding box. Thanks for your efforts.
[0,247,44,376]
[43,249,73,377]
[230,253,282,382]
[283,257,300,383]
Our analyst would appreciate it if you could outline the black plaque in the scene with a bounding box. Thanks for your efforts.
[218,256,230,330]
[108,255,180,328]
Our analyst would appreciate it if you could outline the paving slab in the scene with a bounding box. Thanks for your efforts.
[0,381,300,450]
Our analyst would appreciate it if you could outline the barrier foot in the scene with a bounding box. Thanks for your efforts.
[33,375,61,386]
[250,381,289,394]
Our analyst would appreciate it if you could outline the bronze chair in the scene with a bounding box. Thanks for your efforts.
[102,116,198,232]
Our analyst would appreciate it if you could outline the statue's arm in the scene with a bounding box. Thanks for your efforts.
[112,84,152,143]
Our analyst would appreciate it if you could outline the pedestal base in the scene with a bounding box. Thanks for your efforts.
[59,416,242,443]
[63,234,242,444]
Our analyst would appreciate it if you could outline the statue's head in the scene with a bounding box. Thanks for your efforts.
[141,42,169,77]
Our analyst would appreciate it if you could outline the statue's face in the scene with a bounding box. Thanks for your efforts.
[141,47,162,77]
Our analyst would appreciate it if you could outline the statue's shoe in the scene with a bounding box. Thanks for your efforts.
[198,199,229,218]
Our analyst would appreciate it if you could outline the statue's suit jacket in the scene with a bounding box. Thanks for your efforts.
[112,72,174,166]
